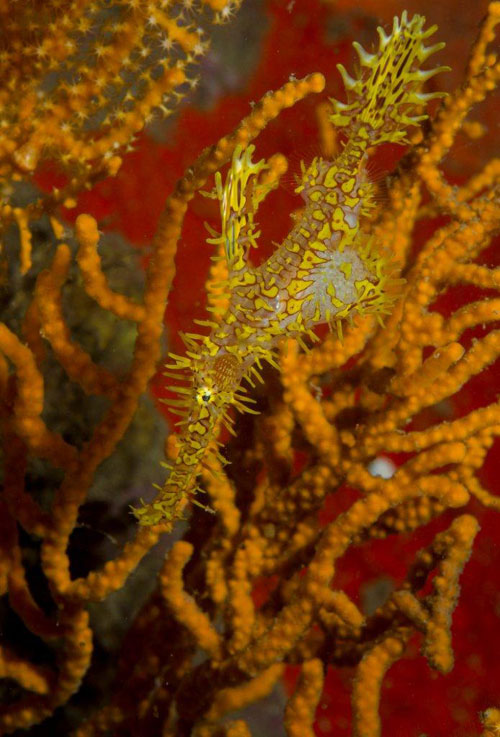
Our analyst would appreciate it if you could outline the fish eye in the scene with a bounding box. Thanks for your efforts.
[196,386,213,404]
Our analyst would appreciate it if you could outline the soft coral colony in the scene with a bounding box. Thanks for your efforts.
[0,0,239,271]
[0,2,500,737]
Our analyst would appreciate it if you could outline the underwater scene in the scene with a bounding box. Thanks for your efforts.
[0,0,499,734]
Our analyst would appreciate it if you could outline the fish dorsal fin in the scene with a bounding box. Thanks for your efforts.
[202,145,274,271]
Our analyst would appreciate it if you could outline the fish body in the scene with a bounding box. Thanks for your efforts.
[133,12,448,525]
